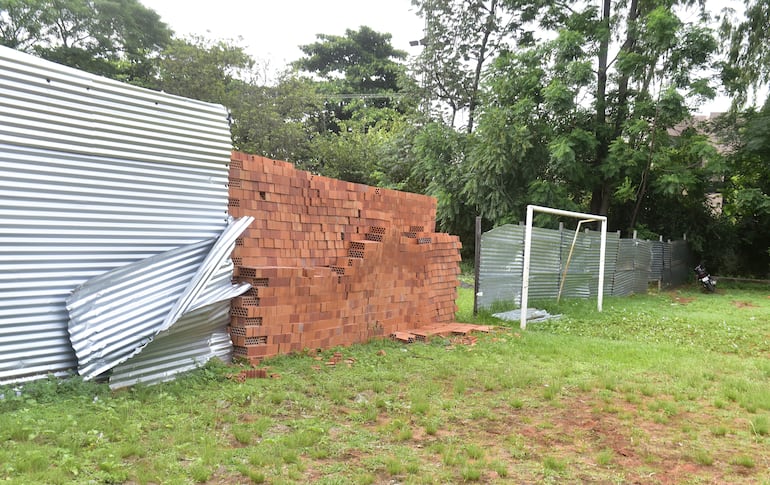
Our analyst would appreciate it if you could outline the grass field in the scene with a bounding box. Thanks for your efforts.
[1,282,769,484]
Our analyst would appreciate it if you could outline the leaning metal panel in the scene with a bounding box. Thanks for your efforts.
[108,301,234,389]
[65,217,252,382]
[0,46,232,384]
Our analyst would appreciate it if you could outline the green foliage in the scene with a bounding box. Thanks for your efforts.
[0,0,172,82]
[719,0,770,108]
[152,36,254,104]
[293,26,417,135]
[230,76,324,163]
[715,101,770,276]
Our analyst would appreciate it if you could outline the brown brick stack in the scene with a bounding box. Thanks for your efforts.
[227,152,462,363]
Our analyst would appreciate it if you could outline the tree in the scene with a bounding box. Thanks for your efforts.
[717,99,770,276]
[293,26,416,134]
[230,76,325,163]
[410,0,535,132]
[287,26,422,186]
[152,36,253,103]
[0,0,171,82]
[720,0,770,108]
[461,0,723,231]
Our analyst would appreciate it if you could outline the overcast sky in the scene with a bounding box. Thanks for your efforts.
[139,1,758,114]
[139,0,425,78]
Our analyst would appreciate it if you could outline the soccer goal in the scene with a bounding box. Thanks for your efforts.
[520,205,607,330]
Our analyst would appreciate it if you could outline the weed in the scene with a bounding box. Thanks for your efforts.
[384,457,404,476]
[543,383,560,400]
[506,433,530,459]
[596,449,614,466]
[730,455,755,468]
[464,444,484,460]
[395,427,413,442]
[189,463,212,483]
[711,425,728,437]
[237,465,266,484]
[423,418,440,436]
[490,459,508,477]
[233,427,252,445]
[691,449,714,466]
[543,455,566,472]
[749,415,769,436]
[281,449,300,465]
[411,399,430,415]
[442,447,463,466]
[460,466,482,481]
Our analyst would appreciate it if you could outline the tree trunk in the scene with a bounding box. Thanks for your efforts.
[591,0,639,217]
[591,0,611,216]
[467,0,497,134]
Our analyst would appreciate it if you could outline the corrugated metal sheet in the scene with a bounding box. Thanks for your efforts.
[667,240,692,287]
[478,224,620,310]
[108,301,233,389]
[0,46,233,384]
[477,221,692,307]
[66,217,252,387]
[612,239,653,296]
[649,241,664,282]
[478,224,524,309]
[0,46,230,167]
[528,226,562,300]
[633,240,652,293]
[560,230,620,299]
[612,240,637,296]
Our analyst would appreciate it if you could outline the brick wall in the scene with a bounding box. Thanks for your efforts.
[227,152,462,363]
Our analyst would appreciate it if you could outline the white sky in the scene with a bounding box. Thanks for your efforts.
[139,0,763,114]
[139,0,425,80]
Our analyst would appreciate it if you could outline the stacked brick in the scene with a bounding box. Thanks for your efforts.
[228,152,462,363]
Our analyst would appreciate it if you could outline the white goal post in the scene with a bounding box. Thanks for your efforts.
[520,205,607,330]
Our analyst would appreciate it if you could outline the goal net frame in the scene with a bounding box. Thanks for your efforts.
[520,205,607,330]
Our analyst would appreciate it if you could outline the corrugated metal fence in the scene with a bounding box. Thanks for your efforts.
[477,224,691,310]
[0,46,236,385]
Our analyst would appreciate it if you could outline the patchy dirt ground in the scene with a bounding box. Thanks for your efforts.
[293,388,769,483]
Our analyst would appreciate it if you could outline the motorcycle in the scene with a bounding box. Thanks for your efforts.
[694,263,716,292]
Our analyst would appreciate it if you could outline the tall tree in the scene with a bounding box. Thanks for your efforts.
[720,0,770,108]
[0,0,171,82]
[151,36,253,103]
[410,0,535,132]
[463,0,722,230]
[231,76,325,163]
[293,26,415,134]
[717,99,770,276]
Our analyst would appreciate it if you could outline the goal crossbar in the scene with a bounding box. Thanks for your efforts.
[520,205,607,330]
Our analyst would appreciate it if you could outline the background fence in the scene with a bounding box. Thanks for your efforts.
[477,223,692,310]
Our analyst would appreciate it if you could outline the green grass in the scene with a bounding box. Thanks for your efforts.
[1,283,769,483]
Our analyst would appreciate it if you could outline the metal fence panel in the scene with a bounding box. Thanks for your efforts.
[667,240,692,287]
[478,224,524,308]
[478,223,688,307]
[0,46,232,384]
[649,241,664,282]
[528,226,563,301]
[478,224,623,309]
